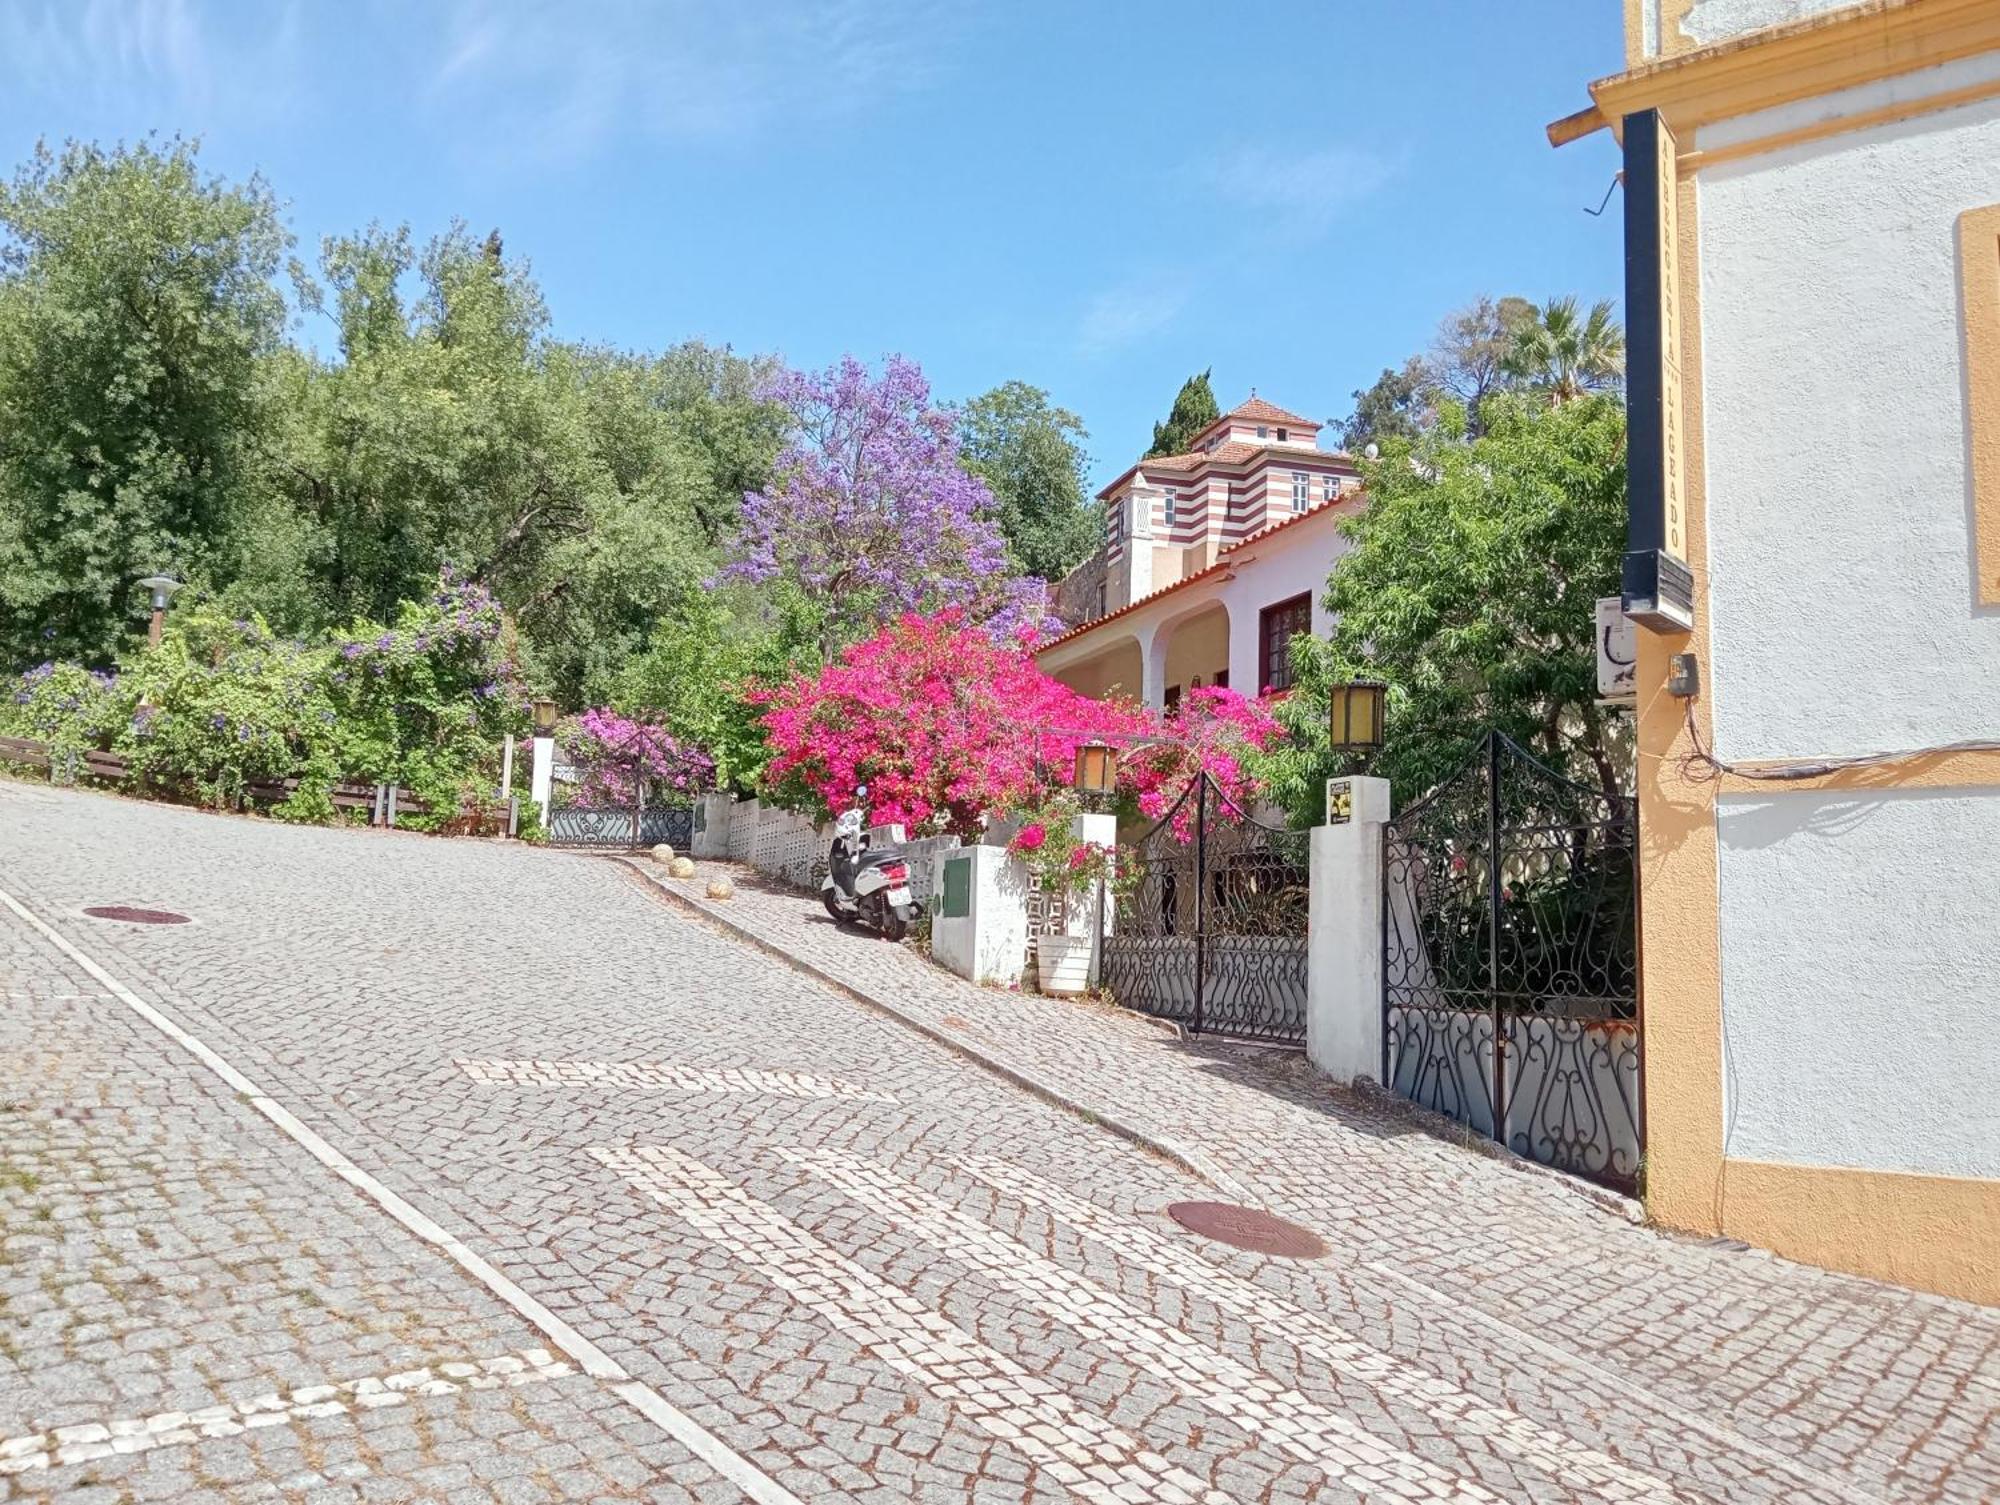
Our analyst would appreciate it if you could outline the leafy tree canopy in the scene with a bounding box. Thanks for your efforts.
[1145,368,1219,458]
[721,355,1053,662]
[1258,393,1629,823]
[0,138,289,666]
[1502,295,1626,404]
[957,380,1098,582]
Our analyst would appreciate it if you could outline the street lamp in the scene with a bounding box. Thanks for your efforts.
[1328,679,1388,754]
[1073,741,1118,802]
[137,575,183,648]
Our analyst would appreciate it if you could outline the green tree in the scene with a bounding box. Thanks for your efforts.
[0,139,289,666]
[1145,368,1219,458]
[957,380,1098,580]
[1428,295,1537,436]
[269,223,781,703]
[1335,357,1433,452]
[1258,394,1629,822]
[1503,296,1625,404]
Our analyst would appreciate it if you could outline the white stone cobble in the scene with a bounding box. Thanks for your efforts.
[0,1349,572,1477]
[783,1149,1522,1505]
[961,1156,1685,1505]
[458,1057,898,1101]
[591,1144,1235,1505]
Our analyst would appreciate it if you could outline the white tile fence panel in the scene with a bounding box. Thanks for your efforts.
[900,835,961,908]
[727,799,759,861]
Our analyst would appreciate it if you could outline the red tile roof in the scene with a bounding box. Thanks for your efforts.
[1203,395,1320,434]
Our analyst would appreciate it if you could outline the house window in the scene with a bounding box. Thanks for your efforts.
[1213,669,1228,690]
[1291,471,1310,512]
[1258,593,1313,692]
[1162,487,1178,527]
[1163,684,1182,712]
[1256,425,1269,438]
[1277,427,1289,442]
[1322,474,1340,504]
[1094,580,1107,620]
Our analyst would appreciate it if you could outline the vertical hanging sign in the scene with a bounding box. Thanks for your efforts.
[1622,109,1696,630]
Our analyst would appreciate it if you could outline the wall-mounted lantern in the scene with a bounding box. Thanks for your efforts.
[532,698,559,737]
[1328,679,1388,753]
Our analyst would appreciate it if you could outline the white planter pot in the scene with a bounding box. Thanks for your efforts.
[1036,932,1092,996]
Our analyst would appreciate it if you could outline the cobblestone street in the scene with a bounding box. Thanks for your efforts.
[1,782,1994,1503]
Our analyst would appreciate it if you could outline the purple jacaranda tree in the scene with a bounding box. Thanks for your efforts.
[723,355,1060,659]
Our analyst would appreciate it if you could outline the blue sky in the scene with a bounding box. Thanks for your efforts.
[0,0,1626,489]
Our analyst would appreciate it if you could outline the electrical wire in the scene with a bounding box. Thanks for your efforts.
[1678,700,2000,783]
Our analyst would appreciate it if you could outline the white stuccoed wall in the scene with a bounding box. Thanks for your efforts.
[1698,87,2000,1185]
[1698,91,2000,762]
[1716,790,2000,1179]
[1682,0,1853,48]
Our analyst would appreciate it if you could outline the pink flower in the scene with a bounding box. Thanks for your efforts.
[1011,822,1047,853]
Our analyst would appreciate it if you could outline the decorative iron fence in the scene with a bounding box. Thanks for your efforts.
[1382,731,1641,1193]
[1102,773,1311,1044]
[546,727,696,850]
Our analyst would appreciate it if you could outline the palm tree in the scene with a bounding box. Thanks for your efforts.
[1503,296,1625,405]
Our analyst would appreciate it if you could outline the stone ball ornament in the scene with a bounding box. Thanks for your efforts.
[669,856,697,879]
[705,875,735,901]
[651,844,677,865]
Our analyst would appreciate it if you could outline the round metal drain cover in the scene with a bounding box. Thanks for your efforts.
[1166,1201,1327,1259]
[83,906,190,926]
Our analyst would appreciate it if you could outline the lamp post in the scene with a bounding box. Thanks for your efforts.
[529,698,559,826]
[1071,742,1120,989]
[1328,679,1388,757]
[137,575,183,648]
[1072,741,1119,809]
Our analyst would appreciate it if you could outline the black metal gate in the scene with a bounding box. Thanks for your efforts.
[1101,773,1311,1044]
[1382,732,1641,1193]
[546,727,694,850]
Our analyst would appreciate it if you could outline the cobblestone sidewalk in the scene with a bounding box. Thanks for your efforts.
[631,855,2000,1505]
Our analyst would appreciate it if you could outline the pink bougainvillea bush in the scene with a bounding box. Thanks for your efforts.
[757,609,1149,836]
[1120,686,1284,839]
[557,707,716,807]
[757,610,1288,840]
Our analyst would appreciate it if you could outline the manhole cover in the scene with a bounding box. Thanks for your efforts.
[82,906,190,926]
[1166,1201,1327,1259]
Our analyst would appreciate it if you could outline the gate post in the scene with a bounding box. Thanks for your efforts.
[1485,731,1506,1146]
[1306,777,1391,1083]
[1192,775,1209,1035]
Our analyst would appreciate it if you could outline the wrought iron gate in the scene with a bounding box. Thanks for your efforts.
[1382,732,1642,1193]
[1101,773,1311,1044]
[546,727,695,850]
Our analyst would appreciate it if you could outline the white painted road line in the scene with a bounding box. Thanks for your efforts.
[965,1157,1697,1505]
[591,1143,1237,1505]
[0,1349,572,1477]
[0,884,808,1505]
[787,1149,1506,1505]
[457,1057,897,1102]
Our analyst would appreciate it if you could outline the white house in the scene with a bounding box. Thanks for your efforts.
[1039,396,1362,707]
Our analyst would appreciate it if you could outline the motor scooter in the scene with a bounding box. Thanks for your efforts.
[820,796,922,941]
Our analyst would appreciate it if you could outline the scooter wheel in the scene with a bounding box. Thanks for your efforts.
[822,893,848,923]
[880,913,910,942]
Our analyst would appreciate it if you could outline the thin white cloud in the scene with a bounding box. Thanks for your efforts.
[426,0,968,163]
[0,0,305,123]
[1076,271,1193,358]
[1197,141,1398,237]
